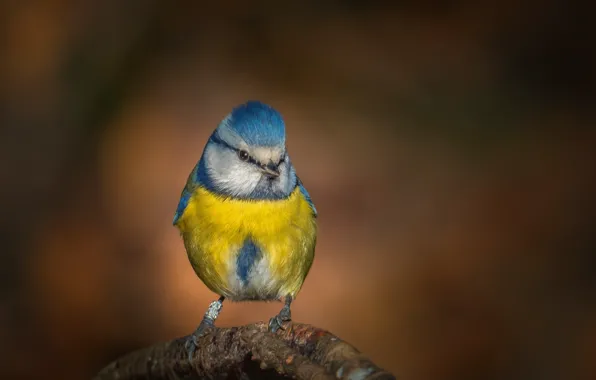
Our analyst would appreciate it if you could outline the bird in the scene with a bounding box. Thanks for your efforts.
[173,101,318,359]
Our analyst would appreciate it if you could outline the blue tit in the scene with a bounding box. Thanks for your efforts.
[173,101,317,357]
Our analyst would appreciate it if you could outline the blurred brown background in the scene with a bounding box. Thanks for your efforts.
[1,1,595,379]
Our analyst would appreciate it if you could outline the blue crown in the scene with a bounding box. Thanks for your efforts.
[222,101,286,147]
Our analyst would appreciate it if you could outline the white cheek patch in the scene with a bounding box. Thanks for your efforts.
[204,144,261,196]
[203,139,296,199]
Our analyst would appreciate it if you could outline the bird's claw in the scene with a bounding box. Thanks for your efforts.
[268,315,285,333]
[185,318,214,361]
[268,305,291,333]
[184,336,198,361]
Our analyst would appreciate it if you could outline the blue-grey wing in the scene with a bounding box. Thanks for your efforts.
[173,164,199,225]
[297,177,317,218]
[173,187,192,225]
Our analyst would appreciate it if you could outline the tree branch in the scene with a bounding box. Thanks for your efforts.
[94,321,396,380]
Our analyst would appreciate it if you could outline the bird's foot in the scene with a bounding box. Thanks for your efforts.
[268,304,291,333]
[185,318,215,360]
[185,298,224,361]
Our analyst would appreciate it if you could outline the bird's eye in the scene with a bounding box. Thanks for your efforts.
[238,150,249,161]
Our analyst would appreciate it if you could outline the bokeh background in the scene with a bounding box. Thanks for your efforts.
[1,1,595,379]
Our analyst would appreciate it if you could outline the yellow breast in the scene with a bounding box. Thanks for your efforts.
[175,186,317,300]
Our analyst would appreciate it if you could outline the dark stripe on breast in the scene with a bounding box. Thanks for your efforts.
[237,238,261,284]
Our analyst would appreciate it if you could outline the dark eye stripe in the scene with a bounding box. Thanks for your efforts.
[210,133,236,151]
[211,133,253,161]
[210,133,277,168]
[246,155,259,166]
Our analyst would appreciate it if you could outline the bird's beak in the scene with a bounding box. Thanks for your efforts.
[259,162,280,178]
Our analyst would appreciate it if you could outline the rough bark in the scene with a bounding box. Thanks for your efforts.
[94,321,396,380]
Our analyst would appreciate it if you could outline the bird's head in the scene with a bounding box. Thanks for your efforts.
[195,101,297,199]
